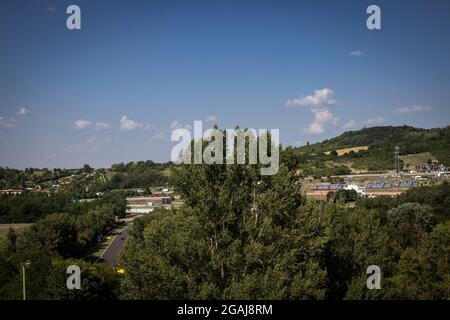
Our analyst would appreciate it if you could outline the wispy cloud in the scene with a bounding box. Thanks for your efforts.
[364,116,385,126]
[74,119,92,130]
[394,105,432,114]
[0,117,18,129]
[343,120,356,130]
[17,107,30,116]
[350,50,363,57]
[286,88,337,108]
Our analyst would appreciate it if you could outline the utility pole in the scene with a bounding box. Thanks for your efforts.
[22,261,31,300]
[394,146,400,175]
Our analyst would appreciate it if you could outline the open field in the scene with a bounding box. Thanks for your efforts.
[324,146,369,156]
[0,223,33,237]
[400,152,437,168]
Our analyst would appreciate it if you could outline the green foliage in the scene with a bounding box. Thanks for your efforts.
[104,161,170,190]
[327,189,357,203]
[120,133,330,299]
[0,190,126,223]
[387,203,435,250]
[385,221,450,299]
[324,206,391,299]
[120,210,213,299]
[1,127,449,300]
[0,201,119,299]
[44,259,120,300]
[0,193,75,223]
[13,206,115,258]
[295,125,450,172]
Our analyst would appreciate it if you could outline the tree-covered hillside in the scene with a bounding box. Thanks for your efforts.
[294,126,450,172]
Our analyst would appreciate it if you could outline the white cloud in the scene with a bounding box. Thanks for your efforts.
[0,117,18,129]
[170,120,191,130]
[205,115,217,122]
[287,88,337,108]
[120,116,144,131]
[394,105,432,114]
[350,50,363,57]
[343,120,356,130]
[95,122,112,130]
[17,107,30,116]
[74,119,92,130]
[364,116,385,126]
[303,109,339,135]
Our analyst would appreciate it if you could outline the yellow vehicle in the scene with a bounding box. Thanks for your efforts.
[115,266,125,274]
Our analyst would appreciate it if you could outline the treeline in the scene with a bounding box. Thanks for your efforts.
[0,191,126,223]
[0,161,170,192]
[118,142,450,299]
[0,194,125,299]
[102,161,170,190]
[0,167,90,189]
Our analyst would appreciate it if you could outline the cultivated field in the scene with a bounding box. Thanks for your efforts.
[324,146,369,156]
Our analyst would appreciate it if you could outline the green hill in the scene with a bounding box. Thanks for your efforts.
[294,125,450,174]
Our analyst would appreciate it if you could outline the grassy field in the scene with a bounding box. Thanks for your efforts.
[0,224,33,238]
[400,152,436,168]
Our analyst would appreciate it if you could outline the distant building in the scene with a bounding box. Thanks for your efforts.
[306,181,418,199]
[344,184,365,196]
[126,196,172,214]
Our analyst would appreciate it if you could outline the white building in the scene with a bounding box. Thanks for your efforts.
[126,196,172,214]
[344,184,365,197]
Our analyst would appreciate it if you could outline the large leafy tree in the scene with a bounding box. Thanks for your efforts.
[120,131,330,299]
[386,221,450,299]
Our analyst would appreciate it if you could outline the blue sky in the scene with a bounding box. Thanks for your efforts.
[1,0,449,169]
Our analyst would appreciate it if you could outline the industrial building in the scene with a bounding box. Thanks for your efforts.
[126,196,172,214]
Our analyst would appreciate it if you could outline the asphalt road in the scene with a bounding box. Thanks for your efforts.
[101,226,130,265]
